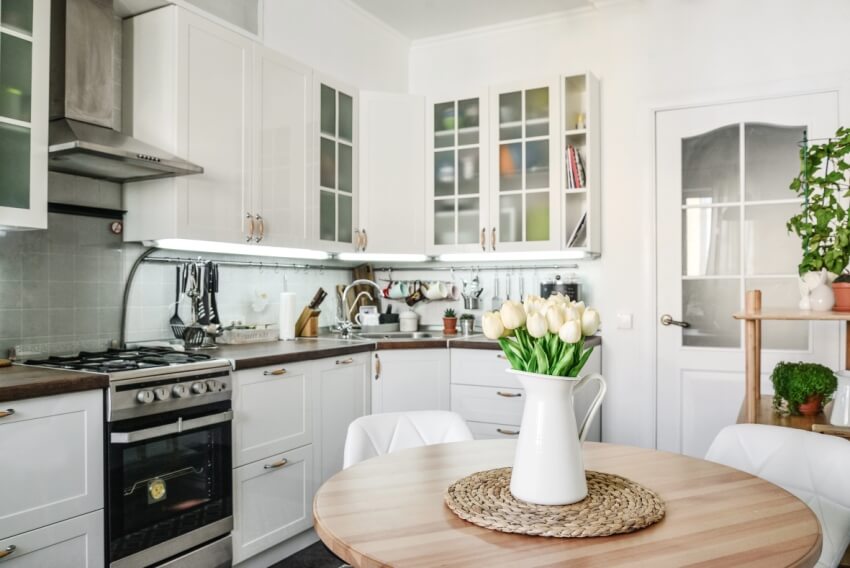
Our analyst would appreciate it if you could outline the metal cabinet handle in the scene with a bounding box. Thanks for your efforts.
[0,545,16,559]
[497,428,519,436]
[354,229,362,251]
[245,212,255,242]
[480,228,486,251]
[336,358,354,365]
[264,459,289,470]
[496,391,522,398]
[362,229,368,251]
[0,409,14,419]
[660,314,690,328]
[491,227,496,251]
[374,354,381,380]
[255,214,264,243]
[496,354,507,360]
[263,368,287,376]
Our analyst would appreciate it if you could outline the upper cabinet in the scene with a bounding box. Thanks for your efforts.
[359,92,425,255]
[0,0,48,230]
[315,75,358,252]
[426,92,489,255]
[123,6,253,244]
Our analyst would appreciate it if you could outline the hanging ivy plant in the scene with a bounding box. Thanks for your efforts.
[787,126,850,275]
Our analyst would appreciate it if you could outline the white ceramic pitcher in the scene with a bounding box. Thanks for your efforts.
[508,370,606,506]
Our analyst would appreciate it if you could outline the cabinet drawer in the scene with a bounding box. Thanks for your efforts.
[450,349,518,388]
[0,390,103,540]
[232,445,313,564]
[233,361,313,467]
[0,509,104,568]
[467,421,521,440]
[451,384,524,426]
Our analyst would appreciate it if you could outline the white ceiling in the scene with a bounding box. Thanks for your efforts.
[349,0,594,40]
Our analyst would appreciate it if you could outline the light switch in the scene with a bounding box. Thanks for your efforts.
[616,313,633,330]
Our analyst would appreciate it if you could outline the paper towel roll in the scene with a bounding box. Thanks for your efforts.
[279,292,297,340]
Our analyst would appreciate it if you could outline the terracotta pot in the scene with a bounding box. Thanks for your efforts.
[443,317,458,335]
[797,394,824,416]
[832,282,850,312]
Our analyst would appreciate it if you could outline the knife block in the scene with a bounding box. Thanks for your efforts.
[301,315,319,337]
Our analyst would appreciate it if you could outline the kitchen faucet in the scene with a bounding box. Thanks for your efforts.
[337,279,384,338]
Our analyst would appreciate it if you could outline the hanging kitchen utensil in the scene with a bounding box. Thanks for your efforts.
[491,272,502,310]
[505,272,511,301]
[207,262,221,326]
[519,274,525,302]
[170,266,186,339]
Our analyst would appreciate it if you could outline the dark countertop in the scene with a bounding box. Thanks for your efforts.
[0,365,108,403]
[450,334,602,350]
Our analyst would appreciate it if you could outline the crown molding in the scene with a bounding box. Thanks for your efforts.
[335,0,412,46]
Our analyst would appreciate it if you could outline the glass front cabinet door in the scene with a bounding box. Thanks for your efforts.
[315,75,358,251]
[489,78,561,252]
[0,0,48,229]
[426,93,489,254]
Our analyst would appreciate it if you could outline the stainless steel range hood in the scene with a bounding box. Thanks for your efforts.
[48,0,202,183]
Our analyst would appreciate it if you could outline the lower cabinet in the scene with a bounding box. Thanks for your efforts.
[371,349,450,413]
[0,510,104,568]
[232,445,314,564]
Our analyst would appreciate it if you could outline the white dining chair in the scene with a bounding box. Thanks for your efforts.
[706,424,850,568]
[343,410,474,469]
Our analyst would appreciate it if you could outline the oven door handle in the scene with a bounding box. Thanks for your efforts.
[111,410,234,444]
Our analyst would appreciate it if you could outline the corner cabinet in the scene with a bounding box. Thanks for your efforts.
[314,75,359,252]
[0,0,48,230]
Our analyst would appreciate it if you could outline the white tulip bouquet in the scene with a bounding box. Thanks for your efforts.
[482,294,600,377]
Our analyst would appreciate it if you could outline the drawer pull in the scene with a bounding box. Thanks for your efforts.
[0,545,16,559]
[264,459,289,470]
[336,358,354,365]
[374,354,381,380]
[496,354,507,360]
[497,428,520,436]
[263,368,287,376]
[496,391,521,398]
[0,409,14,419]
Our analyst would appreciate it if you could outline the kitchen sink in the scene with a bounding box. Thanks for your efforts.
[355,331,435,340]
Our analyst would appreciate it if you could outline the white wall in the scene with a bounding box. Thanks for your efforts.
[409,0,850,448]
[262,0,409,92]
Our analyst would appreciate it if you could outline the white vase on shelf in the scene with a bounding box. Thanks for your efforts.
[802,269,835,312]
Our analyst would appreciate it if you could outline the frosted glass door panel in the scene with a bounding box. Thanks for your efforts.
[682,125,739,205]
[745,124,805,201]
[682,206,739,276]
[499,91,522,140]
[457,98,479,145]
[0,32,32,122]
[320,138,335,189]
[524,87,549,137]
[682,279,740,348]
[338,143,352,193]
[434,102,454,149]
[499,194,522,243]
[499,143,521,191]
[0,121,29,208]
[457,148,478,195]
[320,191,335,241]
[525,140,549,189]
[1,0,33,35]
[526,192,549,241]
[457,197,479,244]
[744,203,802,275]
[320,85,335,137]
[434,151,455,196]
[434,200,453,246]
[746,278,808,350]
[338,93,353,142]
[338,194,352,243]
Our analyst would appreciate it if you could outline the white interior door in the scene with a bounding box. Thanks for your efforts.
[656,91,841,457]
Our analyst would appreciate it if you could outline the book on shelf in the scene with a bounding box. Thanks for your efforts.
[567,210,587,248]
[566,145,586,189]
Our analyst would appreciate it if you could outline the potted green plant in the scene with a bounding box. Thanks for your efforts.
[442,308,458,335]
[788,127,850,310]
[771,361,837,416]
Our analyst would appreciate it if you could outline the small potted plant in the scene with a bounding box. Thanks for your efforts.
[771,361,837,416]
[442,308,458,335]
[459,313,475,336]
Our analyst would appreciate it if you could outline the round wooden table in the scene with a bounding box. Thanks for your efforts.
[313,440,821,568]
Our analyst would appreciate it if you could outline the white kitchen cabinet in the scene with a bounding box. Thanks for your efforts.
[450,347,602,442]
[232,445,313,564]
[315,74,359,252]
[0,0,49,230]
[426,92,490,254]
[371,349,450,413]
[0,510,104,568]
[358,92,425,255]
[123,5,254,244]
[0,390,103,540]
[232,361,313,467]
[251,48,312,249]
[313,353,370,485]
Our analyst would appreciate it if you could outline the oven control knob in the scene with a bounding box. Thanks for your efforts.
[206,380,222,392]
[136,390,154,404]
[172,384,188,398]
[153,387,169,401]
[191,382,207,395]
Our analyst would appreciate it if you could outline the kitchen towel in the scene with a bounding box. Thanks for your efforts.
[279,292,297,340]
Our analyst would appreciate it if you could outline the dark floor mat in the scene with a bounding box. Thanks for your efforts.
[269,541,348,568]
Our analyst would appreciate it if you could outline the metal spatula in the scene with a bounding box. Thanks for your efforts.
[170,266,186,339]
[491,273,502,310]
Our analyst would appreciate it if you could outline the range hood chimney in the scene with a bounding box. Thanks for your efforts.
[48,0,202,183]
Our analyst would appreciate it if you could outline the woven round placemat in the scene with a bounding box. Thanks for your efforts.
[444,468,665,538]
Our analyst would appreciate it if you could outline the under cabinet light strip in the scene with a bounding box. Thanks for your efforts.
[142,256,351,271]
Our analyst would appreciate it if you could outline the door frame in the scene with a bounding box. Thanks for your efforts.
[647,72,850,449]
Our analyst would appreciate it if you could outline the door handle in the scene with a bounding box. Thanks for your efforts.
[374,354,381,380]
[496,391,522,398]
[660,314,690,328]
[0,545,16,559]
[361,229,368,251]
[245,212,255,243]
[491,227,496,251]
[336,358,354,365]
[480,228,486,251]
[354,229,362,251]
[264,459,288,470]
[497,428,519,436]
[263,368,287,376]
[0,409,14,419]
[254,214,264,243]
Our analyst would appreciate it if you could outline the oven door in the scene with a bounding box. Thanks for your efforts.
[107,400,232,568]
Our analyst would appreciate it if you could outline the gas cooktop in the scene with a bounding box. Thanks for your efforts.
[23,347,218,375]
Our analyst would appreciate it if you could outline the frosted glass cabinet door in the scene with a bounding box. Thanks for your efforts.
[0,0,47,229]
